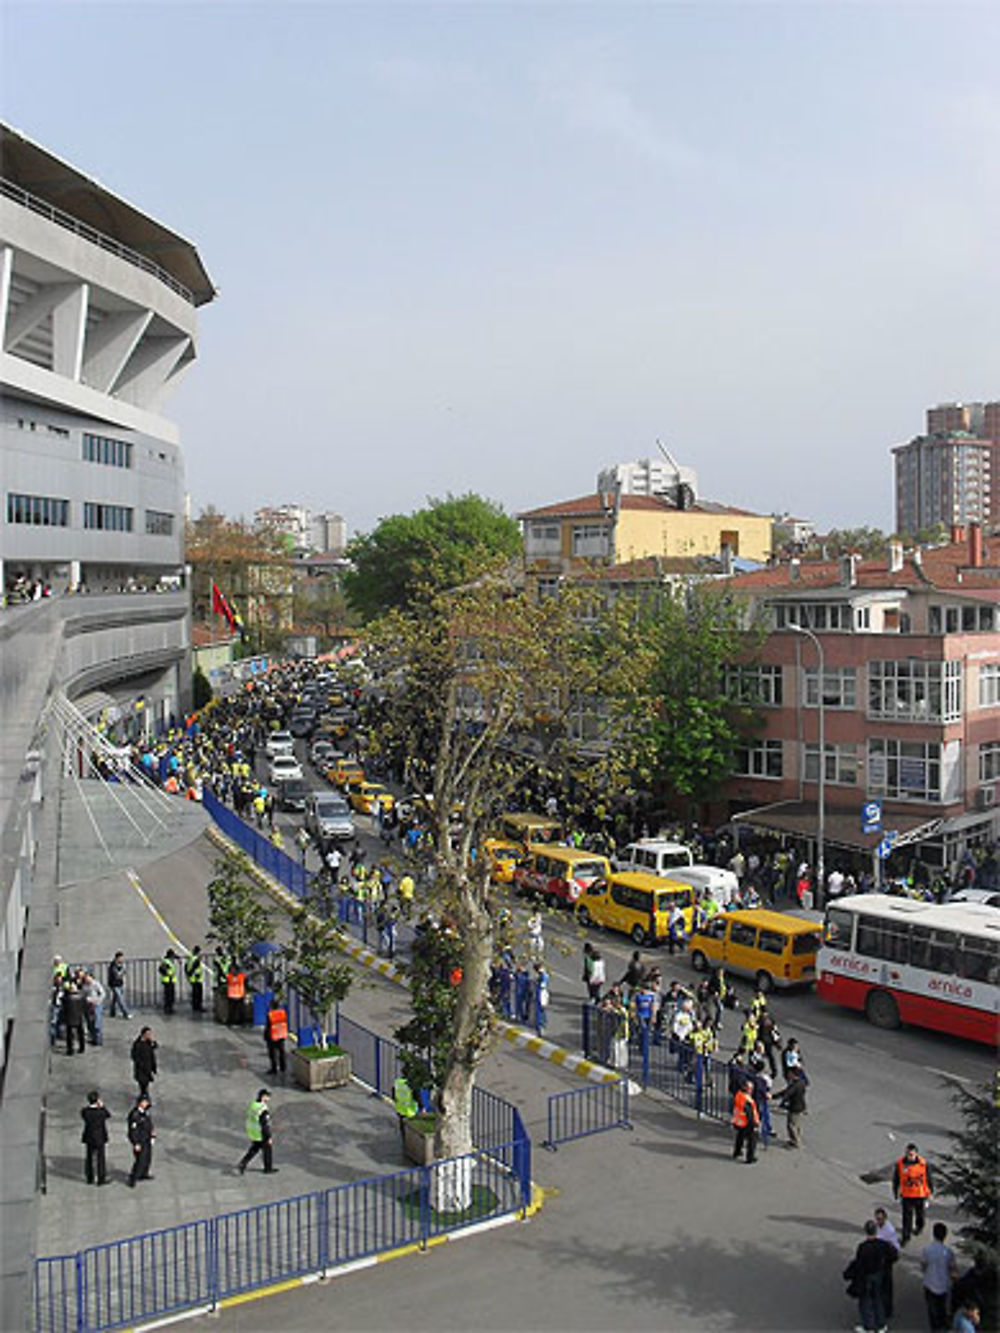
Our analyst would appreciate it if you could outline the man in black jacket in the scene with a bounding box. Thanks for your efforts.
[130,1026,158,1098]
[62,979,87,1055]
[80,1090,111,1185]
[126,1095,155,1187]
[781,1068,808,1148]
[844,1219,896,1333]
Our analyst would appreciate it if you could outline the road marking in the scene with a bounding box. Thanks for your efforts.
[790,1022,823,1035]
[125,868,189,954]
[923,1066,972,1084]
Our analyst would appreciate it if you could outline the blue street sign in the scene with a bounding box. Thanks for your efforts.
[862,800,882,835]
[877,838,894,860]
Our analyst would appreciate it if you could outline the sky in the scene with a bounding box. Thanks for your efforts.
[3,2,998,539]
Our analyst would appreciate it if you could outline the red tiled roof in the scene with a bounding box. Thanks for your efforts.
[726,535,1000,595]
[191,622,236,648]
[518,493,765,520]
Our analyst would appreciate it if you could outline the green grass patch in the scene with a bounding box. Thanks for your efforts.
[409,1113,437,1134]
[398,1183,500,1225]
[296,1043,347,1060]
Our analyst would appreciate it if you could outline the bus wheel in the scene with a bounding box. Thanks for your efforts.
[865,989,900,1030]
[691,950,708,972]
[631,924,647,946]
[577,907,592,927]
[755,970,773,994]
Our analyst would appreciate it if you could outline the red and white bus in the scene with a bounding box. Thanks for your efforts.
[817,894,1000,1046]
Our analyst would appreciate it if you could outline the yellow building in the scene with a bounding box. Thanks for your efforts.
[519,492,773,576]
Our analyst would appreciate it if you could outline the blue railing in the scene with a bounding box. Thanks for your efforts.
[204,790,309,900]
[581,1003,731,1124]
[543,1078,631,1149]
[35,1143,531,1332]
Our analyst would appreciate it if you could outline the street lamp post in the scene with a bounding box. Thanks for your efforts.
[789,622,825,907]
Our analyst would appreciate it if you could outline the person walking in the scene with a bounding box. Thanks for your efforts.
[920,1222,958,1332]
[893,1142,935,1244]
[392,1075,418,1147]
[238,1089,277,1174]
[731,1077,760,1164]
[82,972,105,1046]
[126,1094,155,1187]
[780,1067,808,1148]
[80,1089,111,1185]
[534,963,550,1037]
[159,948,178,1015]
[185,946,205,1013]
[873,1206,900,1320]
[130,1026,158,1098]
[843,1219,895,1333]
[264,1000,288,1076]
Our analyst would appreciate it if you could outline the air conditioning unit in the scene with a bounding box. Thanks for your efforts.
[976,785,998,810]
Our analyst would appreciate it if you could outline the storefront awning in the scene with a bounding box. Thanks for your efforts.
[732,800,943,853]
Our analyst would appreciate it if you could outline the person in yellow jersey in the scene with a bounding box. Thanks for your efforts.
[397,872,415,919]
[238,1089,277,1175]
[393,1075,418,1146]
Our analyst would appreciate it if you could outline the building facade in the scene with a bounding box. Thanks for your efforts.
[1,124,214,600]
[718,528,1000,871]
[893,402,999,536]
[597,454,699,501]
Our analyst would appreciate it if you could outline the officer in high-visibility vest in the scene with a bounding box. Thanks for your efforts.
[226,967,247,1026]
[158,949,178,1016]
[237,1089,276,1175]
[892,1142,934,1244]
[393,1076,418,1145]
[184,946,205,1013]
[264,1001,288,1075]
[731,1077,760,1164]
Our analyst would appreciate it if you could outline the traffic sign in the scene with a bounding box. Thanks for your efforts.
[877,838,894,860]
[861,800,882,835]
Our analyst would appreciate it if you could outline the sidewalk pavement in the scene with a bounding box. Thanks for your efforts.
[46,828,935,1331]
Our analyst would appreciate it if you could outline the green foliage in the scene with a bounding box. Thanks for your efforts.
[205,851,273,970]
[807,526,888,559]
[281,906,354,1047]
[343,494,521,621]
[939,1077,999,1261]
[394,925,464,1097]
[191,667,213,711]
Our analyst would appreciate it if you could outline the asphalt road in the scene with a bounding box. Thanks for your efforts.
[263,738,994,1194]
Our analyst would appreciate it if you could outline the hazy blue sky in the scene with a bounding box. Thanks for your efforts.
[4,2,998,538]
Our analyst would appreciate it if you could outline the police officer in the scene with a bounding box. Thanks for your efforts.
[393,1075,418,1146]
[893,1141,935,1244]
[127,1094,155,1187]
[184,946,205,1013]
[731,1077,760,1164]
[238,1089,277,1174]
[159,949,178,1015]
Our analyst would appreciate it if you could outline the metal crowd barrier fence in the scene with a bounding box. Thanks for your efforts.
[203,790,308,900]
[581,1003,731,1125]
[34,1139,532,1333]
[543,1078,631,1150]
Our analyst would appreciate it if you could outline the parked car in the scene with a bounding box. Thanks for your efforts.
[305,791,356,842]
[688,909,821,991]
[309,739,337,768]
[513,845,610,907]
[576,871,695,945]
[265,730,295,757]
[613,839,693,876]
[289,711,316,738]
[269,753,303,785]
[946,888,1000,909]
[662,864,740,906]
[277,778,309,813]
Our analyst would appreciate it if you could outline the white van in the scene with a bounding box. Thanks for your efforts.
[664,864,739,907]
[614,840,694,876]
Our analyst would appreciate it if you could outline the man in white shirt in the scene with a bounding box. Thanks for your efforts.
[921,1222,958,1333]
[827,868,845,900]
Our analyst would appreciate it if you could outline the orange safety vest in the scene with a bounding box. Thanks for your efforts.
[731,1089,759,1129]
[227,971,246,1000]
[267,1009,288,1042]
[897,1154,930,1198]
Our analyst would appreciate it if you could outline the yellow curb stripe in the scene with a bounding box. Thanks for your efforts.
[218,1275,306,1308]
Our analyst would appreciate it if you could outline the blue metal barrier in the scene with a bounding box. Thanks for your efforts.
[34,1139,532,1333]
[543,1077,631,1149]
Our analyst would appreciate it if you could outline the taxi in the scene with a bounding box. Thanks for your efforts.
[347,779,395,815]
[328,758,364,789]
[483,838,524,884]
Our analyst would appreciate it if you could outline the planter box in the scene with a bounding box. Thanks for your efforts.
[291,1046,352,1091]
[402,1116,437,1166]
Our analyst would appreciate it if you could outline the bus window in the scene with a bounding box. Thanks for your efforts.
[957,938,1000,984]
[757,930,786,955]
[857,918,909,964]
[729,922,758,948]
[910,926,956,974]
[824,909,853,950]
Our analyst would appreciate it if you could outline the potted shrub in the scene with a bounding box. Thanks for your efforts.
[283,905,355,1091]
[206,850,274,1025]
[402,1111,437,1166]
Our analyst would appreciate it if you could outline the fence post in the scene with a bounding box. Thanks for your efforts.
[374,1036,382,1097]
[581,1002,590,1059]
[641,1024,650,1088]
[74,1252,85,1333]
[694,1054,704,1118]
[620,1075,632,1130]
[318,1189,329,1278]
[207,1217,219,1313]
[419,1166,432,1249]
